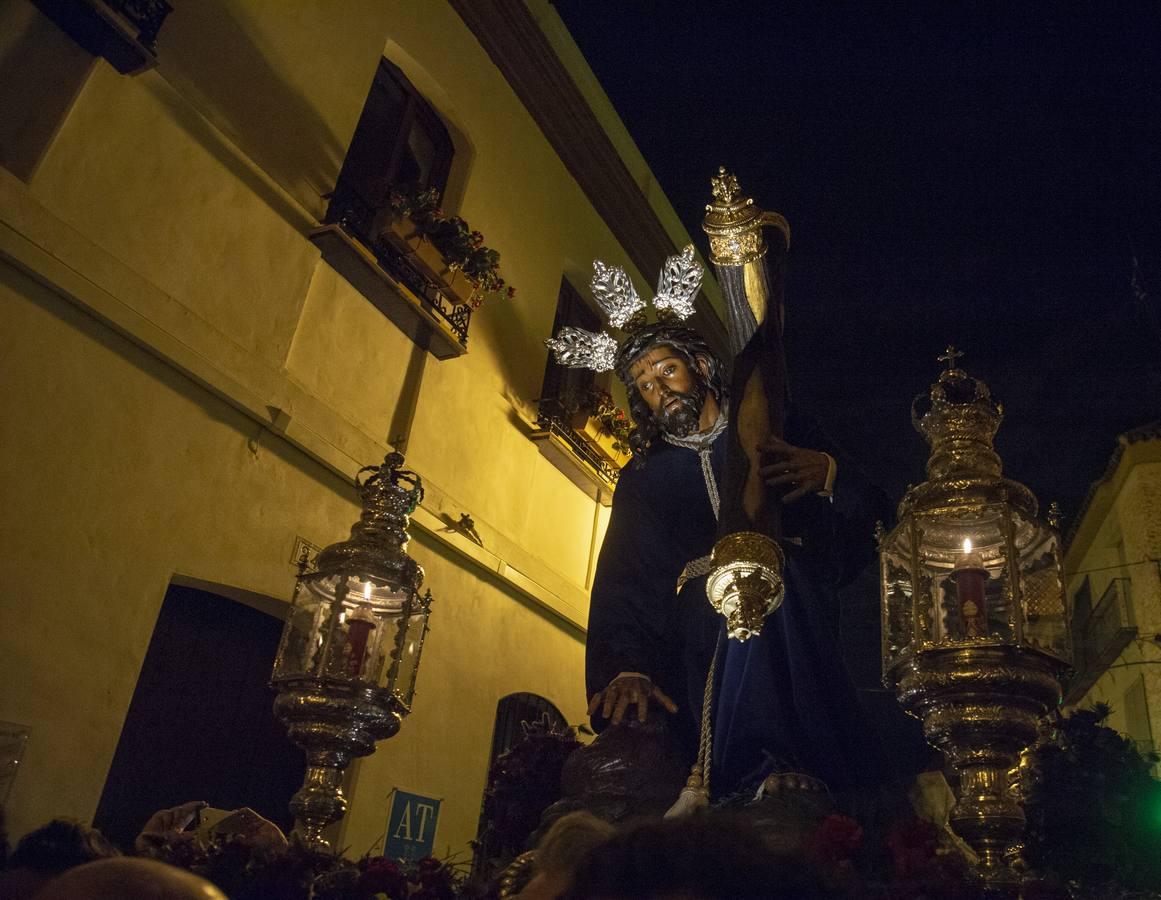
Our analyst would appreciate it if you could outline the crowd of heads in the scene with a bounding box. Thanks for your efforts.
[0,813,224,900]
[0,805,841,900]
[518,810,831,900]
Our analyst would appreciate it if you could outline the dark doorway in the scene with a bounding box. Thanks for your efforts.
[471,693,568,877]
[94,583,304,848]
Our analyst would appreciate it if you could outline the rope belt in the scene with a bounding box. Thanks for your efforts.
[676,555,713,594]
[662,407,728,815]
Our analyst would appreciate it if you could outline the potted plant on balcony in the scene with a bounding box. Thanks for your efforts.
[382,186,516,309]
[560,386,634,468]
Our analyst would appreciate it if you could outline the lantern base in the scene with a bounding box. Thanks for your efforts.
[891,646,1064,880]
[272,678,403,849]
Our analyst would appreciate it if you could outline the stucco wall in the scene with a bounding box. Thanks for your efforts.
[0,261,588,852]
[0,0,694,857]
[1065,446,1161,756]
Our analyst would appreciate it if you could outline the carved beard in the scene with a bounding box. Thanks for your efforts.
[655,379,707,438]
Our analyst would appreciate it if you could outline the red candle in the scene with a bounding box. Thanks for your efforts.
[953,539,988,638]
[345,582,378,678]
[346,618,376,677]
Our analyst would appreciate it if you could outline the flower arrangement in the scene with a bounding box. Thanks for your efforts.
[145,832,466,900]
[559,386,636,456]
[474,716,581,881]
[386,186,515,309]
[590,391,635,456]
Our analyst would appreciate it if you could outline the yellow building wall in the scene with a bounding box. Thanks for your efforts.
[1065,448,1161,752]
[0,0,695,857]
[0,259,589,855]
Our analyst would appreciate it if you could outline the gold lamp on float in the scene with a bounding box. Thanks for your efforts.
[879,349,1070,880]
[271,452,433,850]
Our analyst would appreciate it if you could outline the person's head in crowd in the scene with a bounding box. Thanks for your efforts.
[516,812,617,900]
[563,813,831,900]
[35,857,226,900]
[0,819,120,900]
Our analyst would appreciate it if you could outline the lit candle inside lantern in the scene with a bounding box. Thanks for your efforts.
[953,538,988,638]
[345,581,378,678]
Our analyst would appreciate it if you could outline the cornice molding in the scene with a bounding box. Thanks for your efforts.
[449,0,727,355]
[1064,420,1161,550]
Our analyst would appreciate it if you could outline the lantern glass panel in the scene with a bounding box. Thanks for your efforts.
[881,532,916,672]
[1011,510,1070,660]
[273,574,412,686]
[389,608,430,708]
[890,506,1014,645]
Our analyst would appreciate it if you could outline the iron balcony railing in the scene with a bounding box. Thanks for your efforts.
[535,397,621,487]
[324,186,471,346]
[1064,577,1137,703]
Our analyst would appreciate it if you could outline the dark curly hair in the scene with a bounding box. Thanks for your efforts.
[7,819,119,874]
[614,324,727,460]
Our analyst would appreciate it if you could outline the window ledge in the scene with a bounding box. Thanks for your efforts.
[529,413,628,507]
[34,0,172,75]
[309,223,469,360]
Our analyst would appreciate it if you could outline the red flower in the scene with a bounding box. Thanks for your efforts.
[357,855,407,898]
[805,813,863,865]
[884,816,940,880]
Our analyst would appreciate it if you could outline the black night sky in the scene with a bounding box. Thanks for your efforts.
[554,1,1161,524]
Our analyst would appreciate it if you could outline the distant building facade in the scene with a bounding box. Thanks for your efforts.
[1064,423,1161,763]
[0,0,724,855]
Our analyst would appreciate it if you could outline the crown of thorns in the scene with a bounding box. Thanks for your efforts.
[544,245,704,372]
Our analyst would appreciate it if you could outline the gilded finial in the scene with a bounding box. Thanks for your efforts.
[711,166,741,205]
[938,346,964,372]
[1047,502,1062,529]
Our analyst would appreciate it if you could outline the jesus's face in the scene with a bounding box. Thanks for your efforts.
[627,346,708,438]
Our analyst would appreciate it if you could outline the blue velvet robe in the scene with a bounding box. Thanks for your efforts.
[586,408,890,797]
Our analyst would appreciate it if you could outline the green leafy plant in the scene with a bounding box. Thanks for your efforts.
[1022,703,1161,895]
[386,186,515,309]
[559,386,635,455]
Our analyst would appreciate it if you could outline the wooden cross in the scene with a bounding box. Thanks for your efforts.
[938,345,964,371]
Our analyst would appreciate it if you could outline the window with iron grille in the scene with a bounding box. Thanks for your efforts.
[533,278,627,489]
[313,57,471,353]
[471,693,568,876]
[539,278,602,421]
[325,58,453,244]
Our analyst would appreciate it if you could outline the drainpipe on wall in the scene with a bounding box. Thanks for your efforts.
[388,341,428,453]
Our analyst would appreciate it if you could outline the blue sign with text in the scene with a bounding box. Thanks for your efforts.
[384,789,441,862]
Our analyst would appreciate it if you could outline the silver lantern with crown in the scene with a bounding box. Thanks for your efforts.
[271,452,433,850]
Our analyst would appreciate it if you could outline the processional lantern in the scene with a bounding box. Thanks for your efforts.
[271,452,433,849]
[880,349,1070,878]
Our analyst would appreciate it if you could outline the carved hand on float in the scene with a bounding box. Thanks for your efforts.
[758,437,829,504]
[588,674,677,726]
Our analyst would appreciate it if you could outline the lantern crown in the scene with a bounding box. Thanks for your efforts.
[901,350,1036,520]
[314,452,424,593]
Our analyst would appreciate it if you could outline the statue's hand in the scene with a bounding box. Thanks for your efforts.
[757,437,829,503]
[588,674,677,726]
